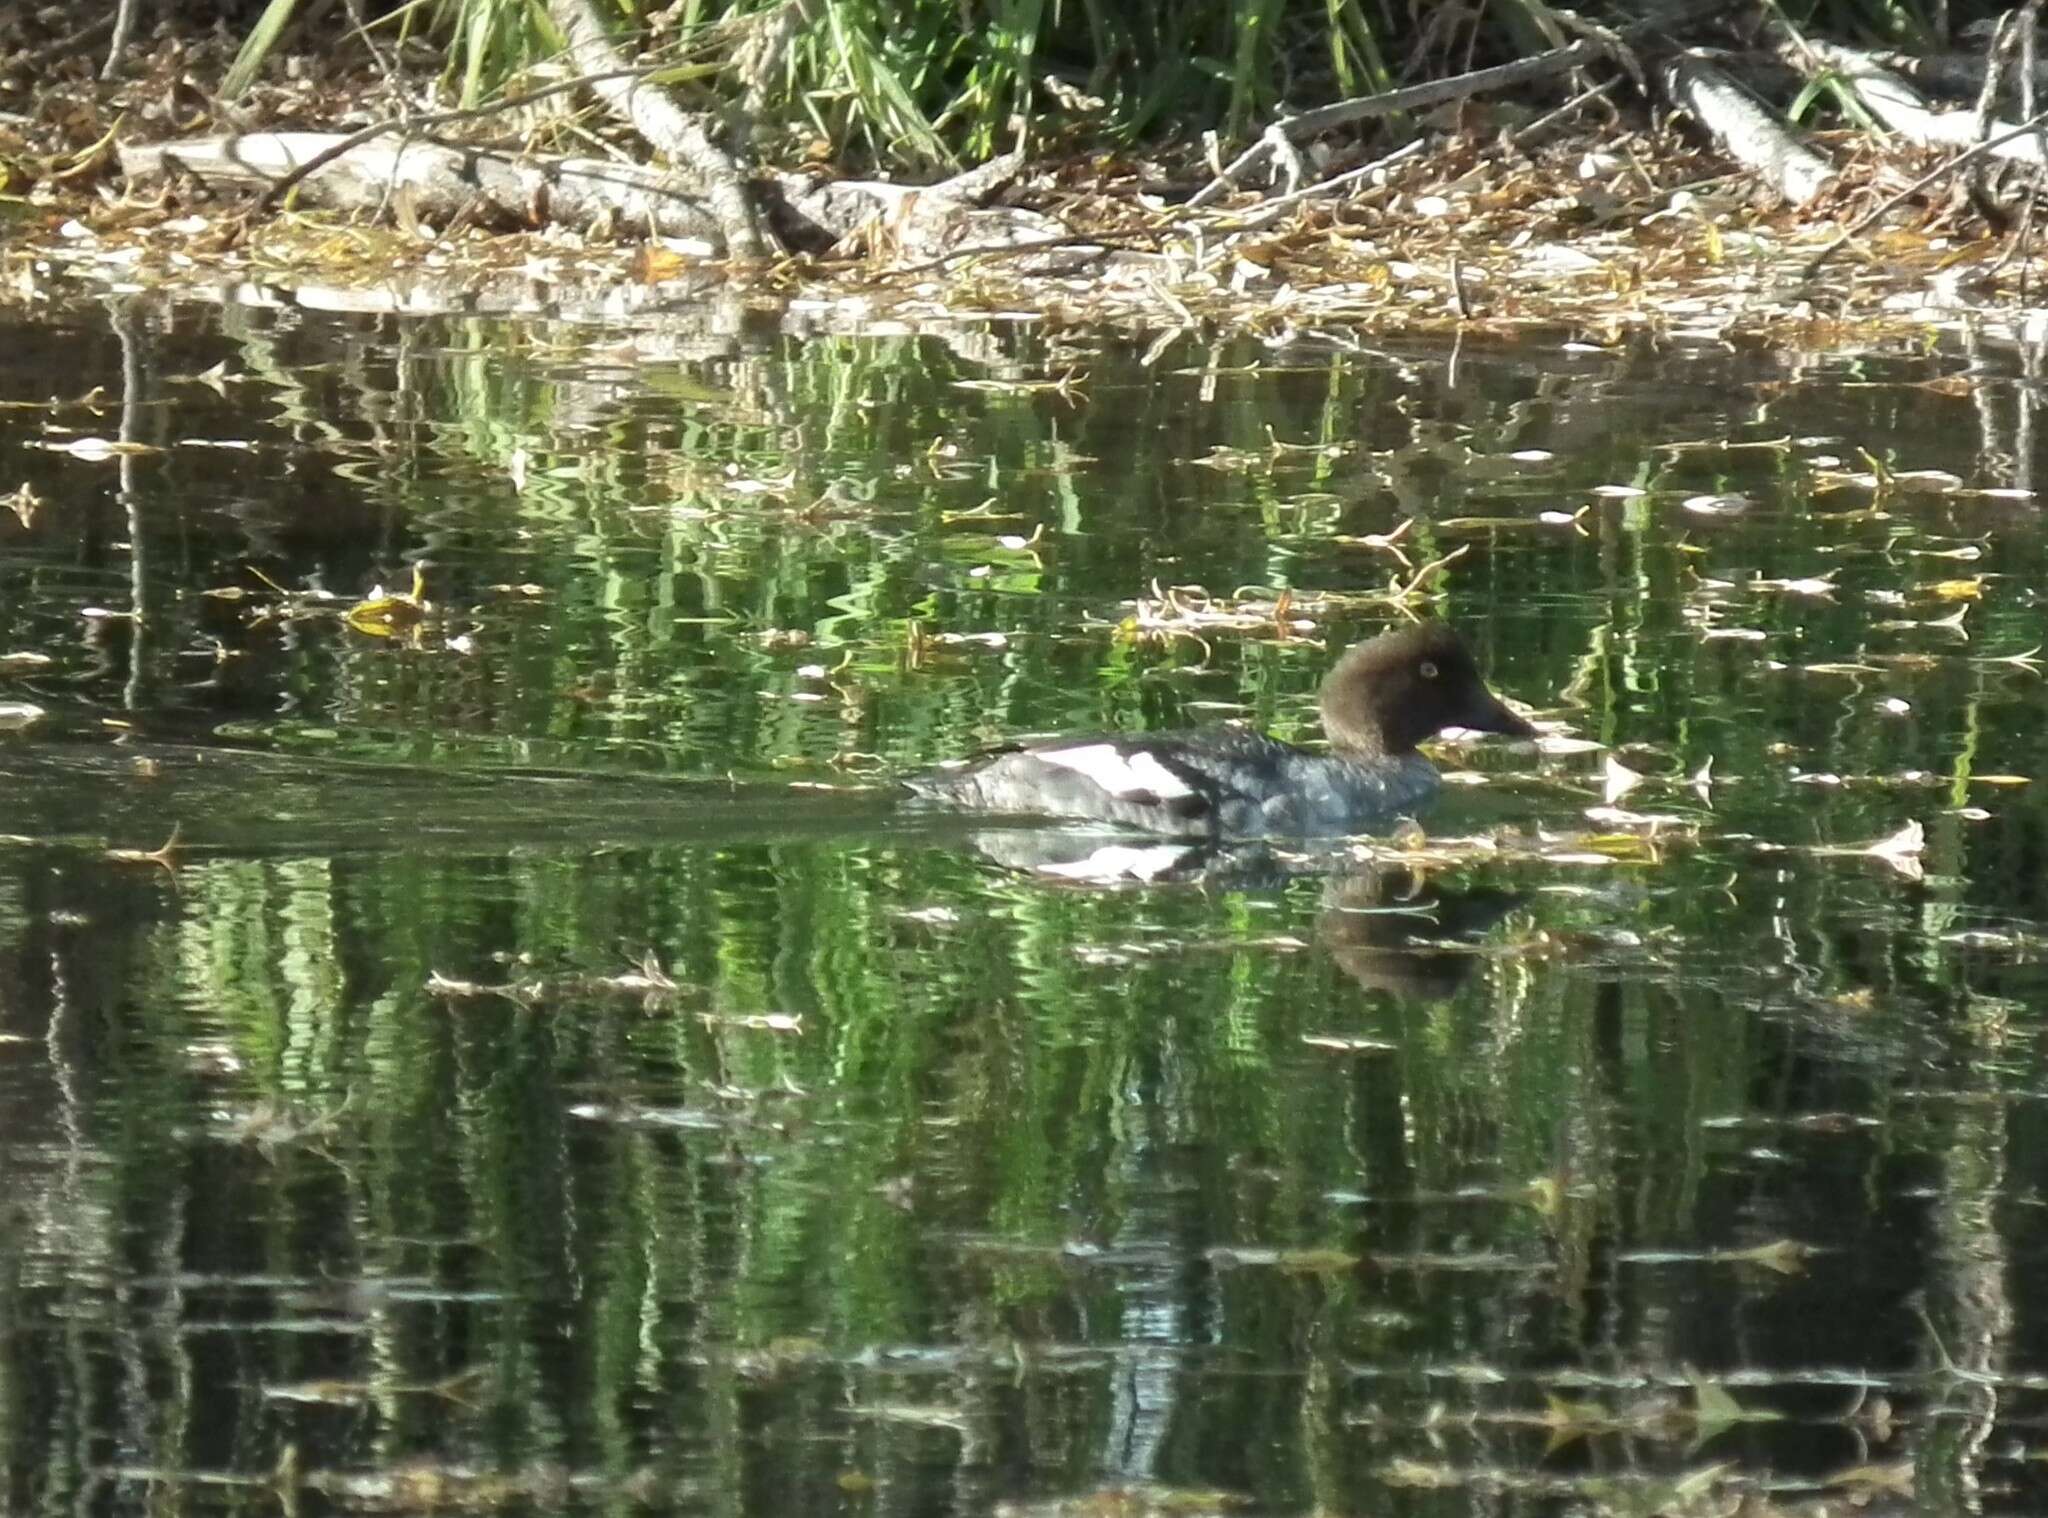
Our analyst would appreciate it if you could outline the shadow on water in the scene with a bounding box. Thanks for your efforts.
[0,736,913,854]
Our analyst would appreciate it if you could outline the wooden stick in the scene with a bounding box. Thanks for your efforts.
[1189,40,1605,208]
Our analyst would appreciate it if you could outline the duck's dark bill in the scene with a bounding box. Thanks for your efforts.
[1458,691,1539,739]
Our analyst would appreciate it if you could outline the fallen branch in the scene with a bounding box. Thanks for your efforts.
[228,63,701,218]
[824,151,1089,271]
[549,0,768,258]
[1206,139,1428,233]
[121,131,1082,273]
[1664,54,1835,204]
[1873,48,2048,103]
[1190,39,1607,208]
[121,133,728,241]
[1793,36,2048,166]
[1805,104,2048,272]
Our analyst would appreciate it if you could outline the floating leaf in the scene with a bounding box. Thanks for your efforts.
[1826,1461,1914,1498]
[1379,1459,1460,1489]
[1541,1394,1617,1454]
[344,594,424,638]
[262,1379,376,1406]
[1603,754,1643,802]
[1207,1245,1356,1273]
[1681,493,1749,515]
[1862,820,1926,873]
[344,564,429,639]
[1301,1034,1396,1054]
[2,483,40,527]
[1792,820,1926,879]
[1752,574,1836,598]
[40,436,164,461]
[1687,1372,1780,1445]
[1719,1238,1813,1275]
[849,1403,968,1433]
[1890,468,1964,492]
[105,826,181,871]
[1690,1376,1743,1442]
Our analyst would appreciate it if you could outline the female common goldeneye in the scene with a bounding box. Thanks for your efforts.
[906,622,1535,837]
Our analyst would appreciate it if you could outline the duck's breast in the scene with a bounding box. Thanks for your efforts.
[1245,751,1440,835]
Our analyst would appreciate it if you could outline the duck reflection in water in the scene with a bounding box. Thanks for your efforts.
[961,827,1519,1003]
[1316,868,1520,1003]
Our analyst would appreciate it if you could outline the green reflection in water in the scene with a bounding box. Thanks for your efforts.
[0,302,2044,1515]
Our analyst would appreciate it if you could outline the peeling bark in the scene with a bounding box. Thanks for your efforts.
[121,134,1080,271]
[547,0,770,258]
[1663,54,1835,205]
[119,133,728,241]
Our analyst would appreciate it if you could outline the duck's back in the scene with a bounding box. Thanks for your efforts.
[905,726,1438,836]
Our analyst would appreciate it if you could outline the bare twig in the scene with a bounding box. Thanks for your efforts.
[1806,104,2048,274]
[1189,40,1606,208]
[100,0,138,80]
[869,229,1137,280]
[1510,75,1625,149]
[2,11,113,75]
[1393,545,1471,603]
[1206,139,1427,232]
[340,0,396,86]
[550,0,768,258]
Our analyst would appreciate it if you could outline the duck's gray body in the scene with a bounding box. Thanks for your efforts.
[906,728,1439,838]
[905,622,1531,840]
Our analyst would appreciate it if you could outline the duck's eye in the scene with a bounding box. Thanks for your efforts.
[1418,660,1439,680]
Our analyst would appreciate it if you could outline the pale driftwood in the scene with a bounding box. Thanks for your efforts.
[101,0,138,80]
[1794,37,2048,166]
[1664,55,1835,205]
[120,133,730,241]
[120,133,1081,270]
[548,0,768,258]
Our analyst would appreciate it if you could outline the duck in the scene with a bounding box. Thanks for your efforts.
[905,621,1535,837]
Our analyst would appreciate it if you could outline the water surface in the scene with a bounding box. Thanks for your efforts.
[2,295,2047,1515]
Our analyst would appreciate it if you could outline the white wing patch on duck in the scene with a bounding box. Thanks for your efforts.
[1034,744,1196,800]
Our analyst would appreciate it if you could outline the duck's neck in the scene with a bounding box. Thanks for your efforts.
[1322,713,1400,761]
